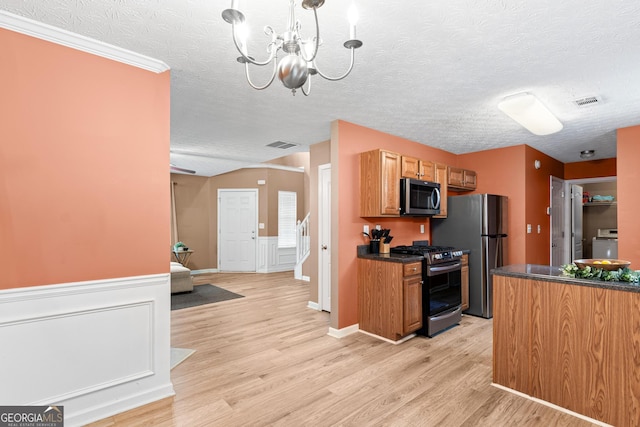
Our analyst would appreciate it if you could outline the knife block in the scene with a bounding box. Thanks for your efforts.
[380,241,390,254]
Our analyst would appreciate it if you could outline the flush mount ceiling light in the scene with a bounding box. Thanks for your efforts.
[222,0,362,96]
[497,93,563,136]
[580,150,595,159]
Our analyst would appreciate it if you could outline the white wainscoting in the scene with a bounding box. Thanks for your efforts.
[257,237,297,273]
[0,274,174,427]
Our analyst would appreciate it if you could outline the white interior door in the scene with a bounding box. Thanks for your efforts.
[218,189,257,272]
[550,176,566,265]
[571,184,583,261]
[319,164,331,312]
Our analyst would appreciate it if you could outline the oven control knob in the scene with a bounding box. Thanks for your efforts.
[434,254,442,260]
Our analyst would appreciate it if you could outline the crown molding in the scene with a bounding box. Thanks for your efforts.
[0,10,169,73]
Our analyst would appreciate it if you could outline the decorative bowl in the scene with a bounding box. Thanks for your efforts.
[573,259,631,271]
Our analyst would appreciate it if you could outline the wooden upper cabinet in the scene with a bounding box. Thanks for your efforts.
[401,156,434,181]
[464,170,477,189]
[360,149,401,217]
[433,162,448,218]
[448,166,477,191]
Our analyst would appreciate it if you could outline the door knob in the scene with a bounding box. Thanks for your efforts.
[322,245,328,250]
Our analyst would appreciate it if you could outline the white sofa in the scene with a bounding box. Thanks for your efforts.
[170,262,193,293]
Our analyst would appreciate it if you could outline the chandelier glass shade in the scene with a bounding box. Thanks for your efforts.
[222,0,362,96]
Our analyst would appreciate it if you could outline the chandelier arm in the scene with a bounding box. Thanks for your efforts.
[301,74,312,96]
[314,47,356,81]
[299,8,320,63]
[232,24,279,67]
[243,59,278,90]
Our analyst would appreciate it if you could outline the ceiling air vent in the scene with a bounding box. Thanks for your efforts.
[574,96,600,107]
[267,141,298,149]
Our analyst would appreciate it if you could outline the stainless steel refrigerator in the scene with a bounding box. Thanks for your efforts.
[431,194,508,318]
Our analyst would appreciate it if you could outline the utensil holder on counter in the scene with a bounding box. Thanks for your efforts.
[380,241,390,254]
[370,240,380,254]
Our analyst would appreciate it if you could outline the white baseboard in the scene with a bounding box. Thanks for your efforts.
[328,324,359,339]
[307,301,320,311]
[301,275,310,282]
[0,274,174,427]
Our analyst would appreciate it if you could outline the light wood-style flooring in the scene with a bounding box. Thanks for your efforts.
[90,272,596,426]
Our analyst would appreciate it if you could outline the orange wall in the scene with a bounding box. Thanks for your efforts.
[617,126,640,265]
[524,146,565,264]
[457,146,527,264]
[457,145,563,265]
[564,158,616,179]
[0,29,170,289]
[335,120,457,329]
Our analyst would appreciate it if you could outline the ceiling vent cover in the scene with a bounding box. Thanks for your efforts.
[267,141,298,149]
[574,96,600,107]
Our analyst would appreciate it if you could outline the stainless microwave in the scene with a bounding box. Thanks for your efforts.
[399,178,441,216]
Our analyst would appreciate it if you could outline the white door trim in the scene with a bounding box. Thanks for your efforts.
[318,163,331,312]
[217,188,259,272]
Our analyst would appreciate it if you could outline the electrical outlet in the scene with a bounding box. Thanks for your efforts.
[537,224,541,234]
[363,225,369,235]
[420,224,425,234]
[527,224,532,234]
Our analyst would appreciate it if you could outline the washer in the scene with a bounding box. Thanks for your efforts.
[592,228,618,259]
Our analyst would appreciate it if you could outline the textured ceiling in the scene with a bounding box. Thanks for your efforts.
[3,0,640,176]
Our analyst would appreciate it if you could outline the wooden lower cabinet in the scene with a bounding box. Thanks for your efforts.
[493,274,640,426]
[358,258,422,341]
[460,254,469,311]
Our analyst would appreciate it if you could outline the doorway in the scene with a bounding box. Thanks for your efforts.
[218,189,258,272]
[551,177,617,265]
[318,164,331,312]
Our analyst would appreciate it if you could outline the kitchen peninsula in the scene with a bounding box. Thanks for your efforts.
[492,265,640,426]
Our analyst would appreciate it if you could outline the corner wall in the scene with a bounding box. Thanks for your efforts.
[617,125,640,264]
[0,21,172,426]
[333,120,457,329]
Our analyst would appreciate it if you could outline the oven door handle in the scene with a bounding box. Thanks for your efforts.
[427,262,462,275]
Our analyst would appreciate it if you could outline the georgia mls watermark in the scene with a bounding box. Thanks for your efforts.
[0,406,63,427]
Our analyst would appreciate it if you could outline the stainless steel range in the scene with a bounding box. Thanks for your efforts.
[391,241,463,337]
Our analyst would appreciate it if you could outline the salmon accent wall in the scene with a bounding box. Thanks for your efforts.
[456,145,563,265]
[524,146,565,265]
[617,126,640,265]
[457,146,527,264]
[0,29,170,289]
[564,158,616,179]
[334,120,457,329]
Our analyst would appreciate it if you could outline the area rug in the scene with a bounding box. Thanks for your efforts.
[170,348,196,370]
[171,284,244,310]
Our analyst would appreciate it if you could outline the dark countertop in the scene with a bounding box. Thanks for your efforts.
[492,264,640,293]
[357,245,423,264]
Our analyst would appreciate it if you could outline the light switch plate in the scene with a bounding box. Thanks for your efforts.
[363,225,369,235]
[537,225,541,234]
[527,224,532,233]
[420,224,425,234]
[259,223,265,229]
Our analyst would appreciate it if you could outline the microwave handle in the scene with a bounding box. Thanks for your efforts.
[431,187,441,210]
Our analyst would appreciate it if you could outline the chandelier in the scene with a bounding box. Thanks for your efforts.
[222,0,362,96]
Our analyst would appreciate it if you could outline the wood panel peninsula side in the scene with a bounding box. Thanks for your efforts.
[492,264,640,427]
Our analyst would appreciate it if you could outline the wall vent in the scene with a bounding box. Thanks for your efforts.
[574,96,600,107]
[267,141,298,149]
